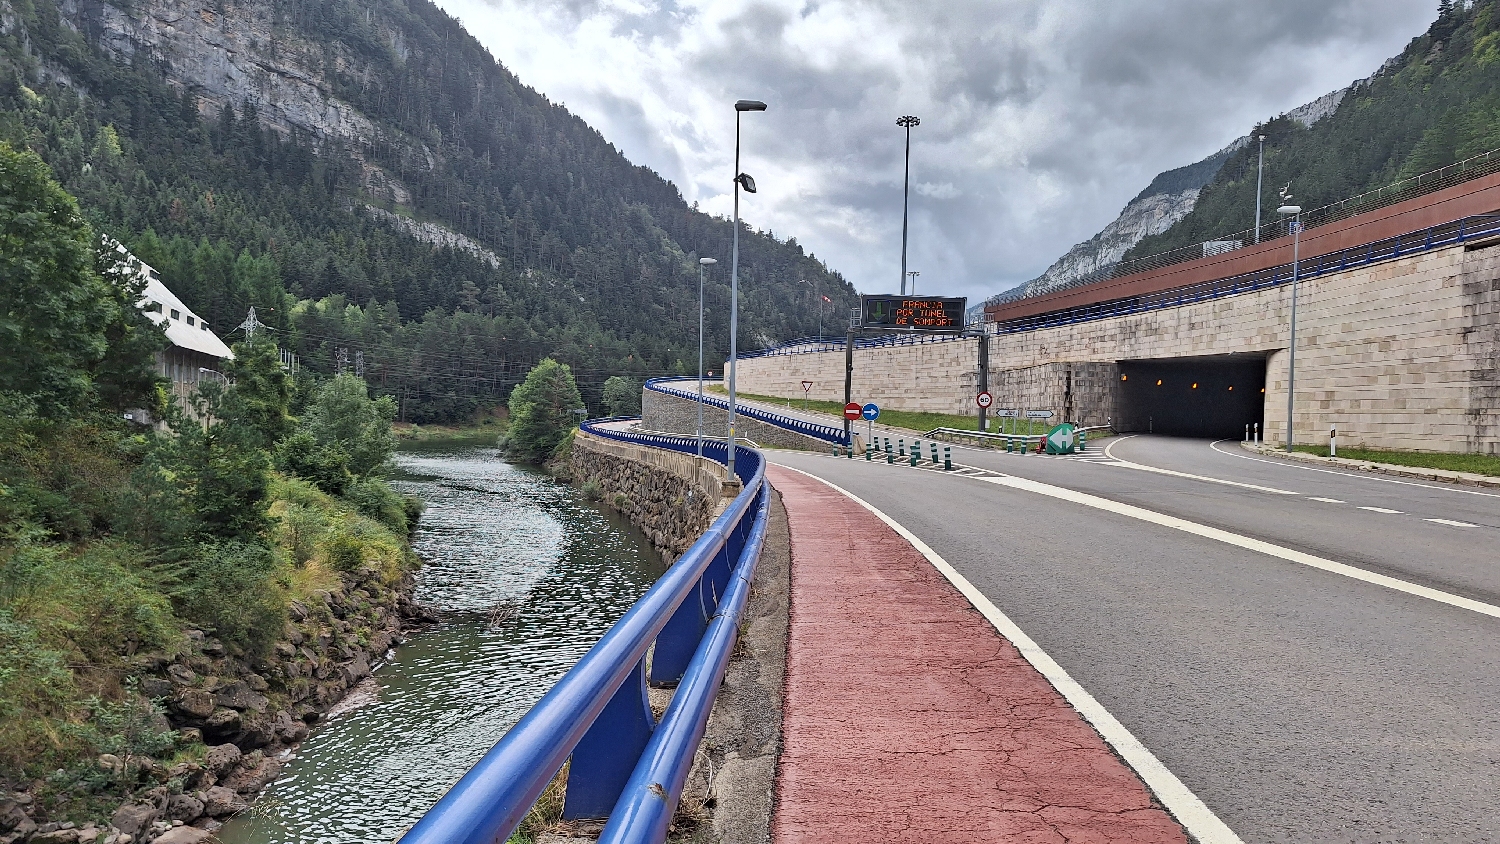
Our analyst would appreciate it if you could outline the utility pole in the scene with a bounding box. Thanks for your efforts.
[898,115,920,294]
[1278,188,1303,451]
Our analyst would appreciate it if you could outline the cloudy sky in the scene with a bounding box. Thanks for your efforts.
[434,0,1436,302]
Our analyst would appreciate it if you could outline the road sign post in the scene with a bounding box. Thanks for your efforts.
[801,380,813,412]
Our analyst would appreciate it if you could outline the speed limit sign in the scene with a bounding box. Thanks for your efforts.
[976,391,993,409]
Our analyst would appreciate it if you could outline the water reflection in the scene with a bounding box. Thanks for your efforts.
[218,444,664,844]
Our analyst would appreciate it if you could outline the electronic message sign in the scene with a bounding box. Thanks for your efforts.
[859,295,967,332]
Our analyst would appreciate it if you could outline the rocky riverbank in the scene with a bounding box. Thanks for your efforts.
[1,563,436,844]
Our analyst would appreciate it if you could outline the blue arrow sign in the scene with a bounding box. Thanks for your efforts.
[861,403,880,421]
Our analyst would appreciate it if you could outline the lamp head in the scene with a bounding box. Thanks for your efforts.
[1277,205,1301,215]
[735,100,768,112]
[897,115,920,128]
[699,257,718,265]
[735,173,757,193]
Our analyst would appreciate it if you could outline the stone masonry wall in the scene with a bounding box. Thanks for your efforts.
[734,241,1500,453]
[642,389,835,451]
[570,432,736,562]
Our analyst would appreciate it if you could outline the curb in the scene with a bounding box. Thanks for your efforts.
[1239,442,1500,490]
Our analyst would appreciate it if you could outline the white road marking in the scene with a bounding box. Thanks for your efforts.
[1103,436,1300,495]
[1358,506,1403,514]
[1427,518,1478,528]
[1308,497,1345,504]
[1207,440,1500,500]
[769,462,1244,844]
[973,473,1500,620]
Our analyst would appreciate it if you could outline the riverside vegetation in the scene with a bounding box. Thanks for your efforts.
[1,143,427,843]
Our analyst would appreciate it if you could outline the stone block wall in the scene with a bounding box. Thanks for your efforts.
[732,241,1500,453]
[731,336,983,415]
[642,388,835,451]
[570,431,736,562]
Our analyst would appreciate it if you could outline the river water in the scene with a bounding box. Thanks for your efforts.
[217,443,665,844]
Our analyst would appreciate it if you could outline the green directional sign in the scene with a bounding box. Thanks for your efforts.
[1044,422,1077,455]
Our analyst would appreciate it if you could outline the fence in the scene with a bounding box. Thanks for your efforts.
[397,419,770,844]
[990,214,1500,335]
[986,145,1500,308]
[646,377,851,446]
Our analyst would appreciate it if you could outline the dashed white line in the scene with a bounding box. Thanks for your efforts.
[1358,506,1403,514]
[1308,497,1345,504]
[1426,518,1478,528]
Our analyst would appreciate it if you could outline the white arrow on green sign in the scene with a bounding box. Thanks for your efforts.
[1044,423,1077,455]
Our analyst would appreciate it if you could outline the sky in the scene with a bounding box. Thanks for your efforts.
[433,0,1437,303]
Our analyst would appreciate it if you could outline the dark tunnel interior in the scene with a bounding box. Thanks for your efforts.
[1117,355,1267,438]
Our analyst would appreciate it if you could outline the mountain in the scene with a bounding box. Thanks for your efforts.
[987,17,1441,307]
[1124,1,1500,262]
[0,0,855,421]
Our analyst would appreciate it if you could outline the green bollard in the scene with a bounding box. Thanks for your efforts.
[910,441,920,467]
[865,441,872,461]
[898,438,905,458]
[1078,430,1087,452]
[846,441,854,458]
[886,442,894,464]
[930,441,939,464]
[1006,438,1013,453]
[943,446,951,471]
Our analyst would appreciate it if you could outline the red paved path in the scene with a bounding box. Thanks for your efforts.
[768,465,1188,843]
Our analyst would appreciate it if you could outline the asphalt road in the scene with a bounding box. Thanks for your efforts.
[767,437,1500,843]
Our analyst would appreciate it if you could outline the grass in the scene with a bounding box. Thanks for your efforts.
[1291,445,1500,477]
[707,386,1062,437]
[393,418,505,445]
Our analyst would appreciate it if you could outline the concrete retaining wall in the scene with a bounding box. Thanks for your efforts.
[642,388,834,451]
[570,431,736,562]
[733,240,1500,453]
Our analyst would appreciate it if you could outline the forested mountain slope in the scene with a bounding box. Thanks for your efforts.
[0,0,853,420]
[1126,0,1500,261]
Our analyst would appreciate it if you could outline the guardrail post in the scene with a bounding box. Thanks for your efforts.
[650,579,709,685]
[943,446,951,471]
[564,658,655,819]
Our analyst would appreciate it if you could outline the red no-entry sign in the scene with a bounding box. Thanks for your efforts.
[844,402,863,420]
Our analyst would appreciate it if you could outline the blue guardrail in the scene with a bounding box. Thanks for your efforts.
[645,377,850,446]
[398,419,771,844]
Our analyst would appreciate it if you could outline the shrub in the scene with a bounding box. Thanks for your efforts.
[174,541,285,656]
[344,478,413,533]
[506,359,583,464]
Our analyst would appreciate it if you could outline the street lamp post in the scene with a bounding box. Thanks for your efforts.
[1278,193,1302,451]
[1254,134,1266,244]
[907,270,920,296]
[697,256,717,459]
[728,99,767,480]
[897,115,920,295]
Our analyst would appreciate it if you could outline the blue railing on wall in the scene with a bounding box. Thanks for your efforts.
[645,377,850,446]
[397,419,771,844]
[990,214,1500,335]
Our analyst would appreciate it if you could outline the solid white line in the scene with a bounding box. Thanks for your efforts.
[1358,506,1403,514]
[1103,436,1300,495]
[1207,440,1500,499]
[1308,497,1345,504]
[976,474,1500,620]
[769,462,1244,844]
[1426,518,1478,528]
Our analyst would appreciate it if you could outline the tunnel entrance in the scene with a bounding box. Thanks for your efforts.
[1117,354,1266,438]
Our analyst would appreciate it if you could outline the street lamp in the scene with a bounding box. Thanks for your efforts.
[728,98,767,480]
[697,256,717,459]
[907,270,920,296]
[1278,190,1302,452]
[1254,134,1266,244]
[897,115,920,295]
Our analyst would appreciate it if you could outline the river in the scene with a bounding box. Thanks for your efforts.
[217,442,665,844]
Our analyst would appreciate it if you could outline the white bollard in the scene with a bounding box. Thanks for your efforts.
[1245,423,1250,443]
[1253,422,1259,444]
[1329,426,1337,458]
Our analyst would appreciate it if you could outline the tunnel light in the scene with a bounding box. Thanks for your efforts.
[1121,374,1127,381]
[1156,379,1163,386]
[1228,385,1234,391]
[1192,383,1199,389]
[1261,388,1266,393]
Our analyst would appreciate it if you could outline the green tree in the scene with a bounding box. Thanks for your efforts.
[223,337,293,447]
[601,375,641,417]
[506,358,583,463]
[0,142,112,417]
[300,375,398,478]
[169,382,271,539]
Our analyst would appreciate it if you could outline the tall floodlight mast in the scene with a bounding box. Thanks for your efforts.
[897,115,920,295]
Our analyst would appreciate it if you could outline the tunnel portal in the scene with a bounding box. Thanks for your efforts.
[1116,355,1267,438]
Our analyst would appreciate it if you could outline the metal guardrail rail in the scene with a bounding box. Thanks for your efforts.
[645,377,850,446]
[990,214,1500,335]
[398,418,771,844]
